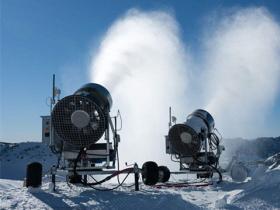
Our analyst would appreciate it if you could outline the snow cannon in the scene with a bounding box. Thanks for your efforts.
[51,83,112,148]
[41,75,127,188]
[168,109,215,156]
[166,108,224,181]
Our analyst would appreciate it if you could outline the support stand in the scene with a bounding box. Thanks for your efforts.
[51,165,56,192]
[83,175,87,184]
[134,163,139,191]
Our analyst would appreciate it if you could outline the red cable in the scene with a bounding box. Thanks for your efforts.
[152,182,212,189]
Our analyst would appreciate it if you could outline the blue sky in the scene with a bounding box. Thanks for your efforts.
[1,0,280,142]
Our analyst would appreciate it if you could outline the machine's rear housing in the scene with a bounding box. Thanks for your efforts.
[166,108,224,179]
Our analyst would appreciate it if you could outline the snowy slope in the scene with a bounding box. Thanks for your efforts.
[0,142,57,180]
[1,139,280,209]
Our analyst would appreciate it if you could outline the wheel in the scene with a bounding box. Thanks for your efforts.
[26,162,42,187]
[158,166,170,183]
[141,161,159,186]
[68,174,82,184]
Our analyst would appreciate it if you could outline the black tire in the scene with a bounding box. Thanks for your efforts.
[26,162,42,188]
[141,161,159,186]
[158,166,170,183]
[69,174,82,184]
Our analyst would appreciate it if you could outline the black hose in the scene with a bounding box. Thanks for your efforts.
[73,148,85,176]
[86,172,132,191]
[81,168,133,186]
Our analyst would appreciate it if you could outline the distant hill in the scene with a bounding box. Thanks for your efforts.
[222,136,280,161]
[0,142,57,180]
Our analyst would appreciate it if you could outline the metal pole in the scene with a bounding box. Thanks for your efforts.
[52,174,56,191]
[204,132,208,164]
[83,175,87,184]
[51,166,56,192]
[134,163,139,191]
[49,74,55,147]
[112,116,117,168]
[106,115,110,167]
[52,74,55,103]
[169,107,172,128]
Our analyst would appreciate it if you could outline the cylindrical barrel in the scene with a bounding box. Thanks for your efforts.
[168,109,214,156]
[74,83,112,110]
[186,109,215,134]
[26,162,42,188]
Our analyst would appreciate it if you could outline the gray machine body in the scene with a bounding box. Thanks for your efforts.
[167,109,215,157]
[165,108,223,177]
[186,109,215,136]
[42,83,118,171]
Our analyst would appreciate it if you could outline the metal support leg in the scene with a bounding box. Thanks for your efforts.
[51,165,57,192]
[134,163,139,191]
[52,174,56,191]
[83,175,87,184]
[50,165,56,192]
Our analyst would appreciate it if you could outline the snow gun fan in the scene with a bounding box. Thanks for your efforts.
[51,83,112,149]
[166,108,224,181]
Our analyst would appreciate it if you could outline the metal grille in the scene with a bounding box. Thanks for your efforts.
[168,124,202,156]
[51,95,107,148]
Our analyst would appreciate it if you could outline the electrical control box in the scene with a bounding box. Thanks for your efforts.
[41,115,51,145]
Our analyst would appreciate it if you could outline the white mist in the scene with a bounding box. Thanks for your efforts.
[91,10,190,168]
[203,8,280,138]
[90,7,280,168]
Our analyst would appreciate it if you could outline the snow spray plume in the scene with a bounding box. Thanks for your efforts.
[90,7,280,169]
[90,9,190,168]
[204,8,280,139]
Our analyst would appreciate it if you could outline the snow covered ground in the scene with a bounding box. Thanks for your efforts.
[0,139,280,209]
[0,167,279,210]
